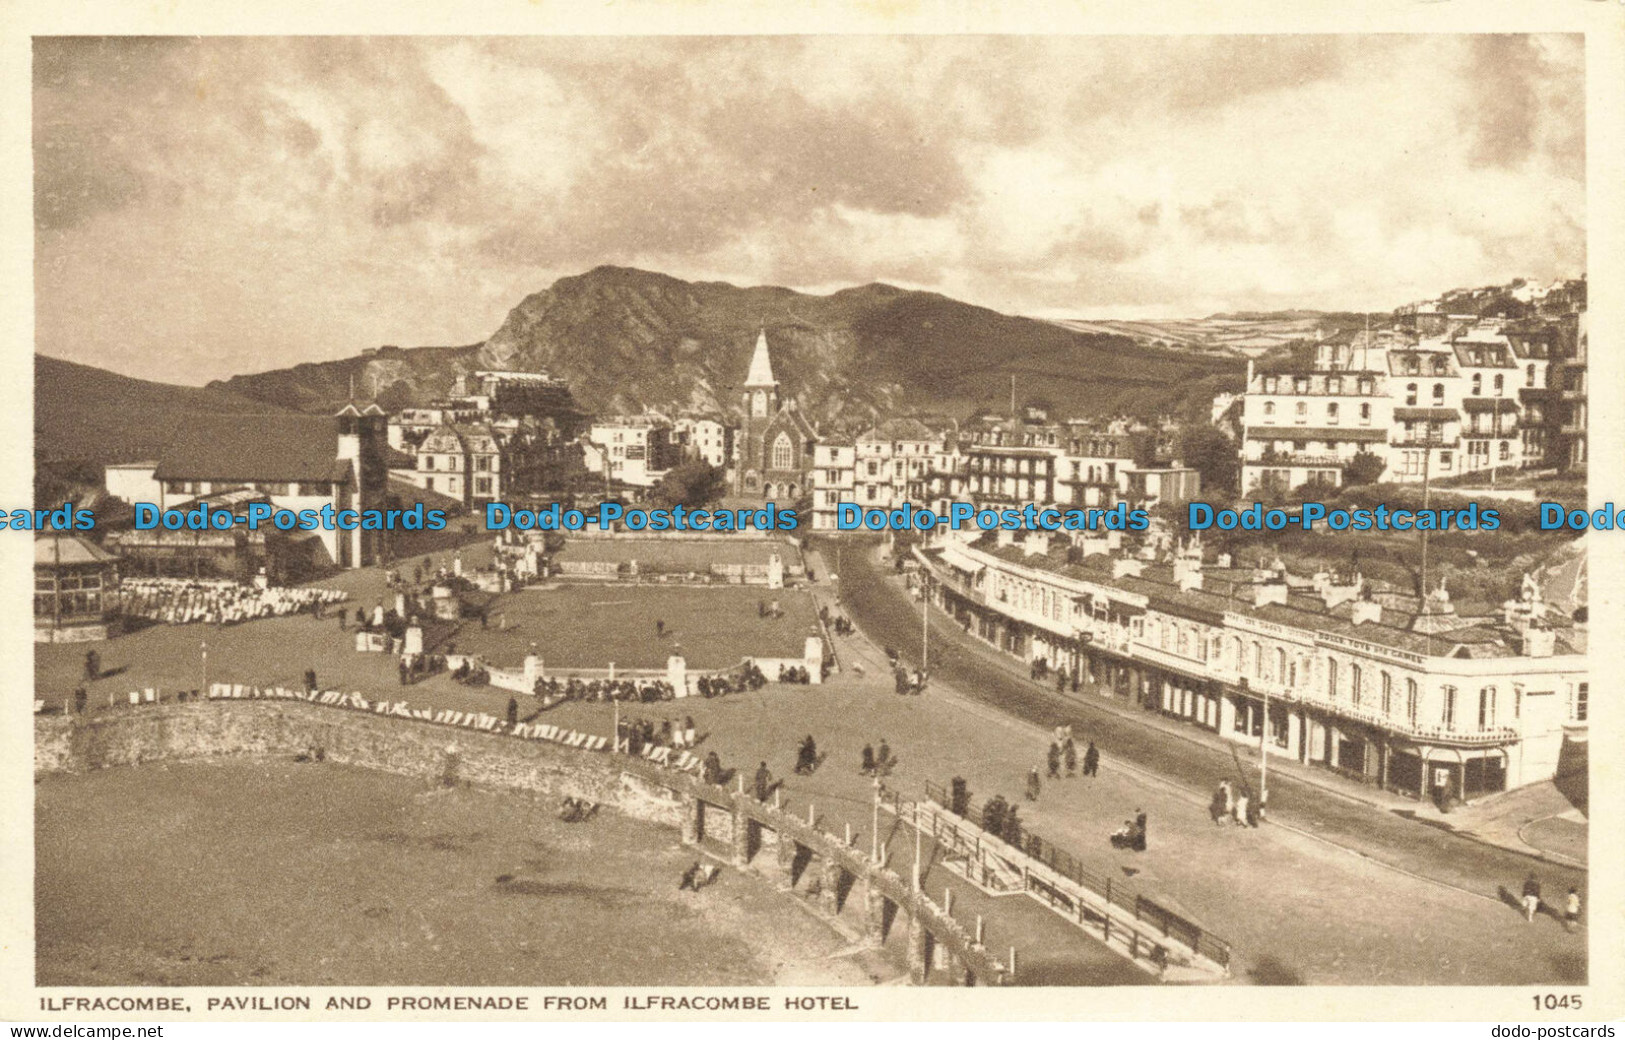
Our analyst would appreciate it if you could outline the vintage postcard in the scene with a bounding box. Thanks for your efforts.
[1,0,1621,1025]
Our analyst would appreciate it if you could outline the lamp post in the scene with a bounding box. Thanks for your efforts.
[920,571,931,673]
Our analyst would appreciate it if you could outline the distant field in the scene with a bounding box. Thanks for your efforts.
[37,758,871,986]
[555,537,798,571]
[452,584,820,670]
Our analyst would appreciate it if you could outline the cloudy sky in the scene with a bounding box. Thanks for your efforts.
[35,34,1584,384]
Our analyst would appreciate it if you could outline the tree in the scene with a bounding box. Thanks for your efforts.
[1343,451,1387,488]
[1176,425,1239,497]
[649,460,728,509]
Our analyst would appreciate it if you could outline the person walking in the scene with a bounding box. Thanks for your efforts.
[1209,784,1228,824]
[1083,741,1100,777]
[861,744,876,775]
[506,697,519,727]
[656,619,665,638]
[1025,766,1041,802]
[1064,739,1078,778]
[1564,888,1582,932]
[1047,743,1062,780]
[84,650,100,683]
[1233,788,1250,828]
[1522,873,1543,923]
[753,761,772,802]
[683,715,696,748]
[1133,809,1148,852]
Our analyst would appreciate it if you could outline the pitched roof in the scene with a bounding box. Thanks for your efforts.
[35,533,118,567]
[151,414,350,483]
[744,329,778,387]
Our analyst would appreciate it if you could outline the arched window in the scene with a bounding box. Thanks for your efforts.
[1327,658,1339,698]
[1405,383,1418,406]
[1253,641,1264,679]
[771,433,794,471]
[1493,374,1504,396]
[1350,664,1363,705]
[1432,383,1445,405]
[1276,647,1287,684]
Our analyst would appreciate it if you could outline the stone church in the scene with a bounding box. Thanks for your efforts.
[734,329,817,501]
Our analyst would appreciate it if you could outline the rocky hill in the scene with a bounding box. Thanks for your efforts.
[211,266,1244,426]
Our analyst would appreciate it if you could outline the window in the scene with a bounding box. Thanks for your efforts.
[1499,441,1511,461]
[1526,364,1536,388]
[1263,376,1278,393]
[1254,641,1264,679]
[1295,402,1307,421]
[424,477,434,491]
[1406,383,1418,406]
[1358,377,1373,395]
[1276,648,1287,685]
[1440,451,1453,469]
[772,434,795,471]
[296,482,330,496]
[474,476,492,495]
[1380,671,1392,715]
[1350,664,1363,706]
[1360,403,1371,423]
[1441,685,1457,731]
[1406,679,1418,722]
[1479,686,1496,729]
[1326,658,1338,698]
[1327,402,1340,422]
[1432,383,1445,405]
[1572,682,1588,722]
[1327,377,1342,394]
[1493,374,1504,396]
[475,456,491,471]
[424,456,436,471]
[1471,373,1482,396]
[1432,355,1449,375]
[257,482,289,496]
[1263,401,1275,418]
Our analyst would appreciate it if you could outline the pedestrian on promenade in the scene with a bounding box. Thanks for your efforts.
[1565,888,1581,932]
[507,697,519,727]
[656,619,665,638]
[1083,741,1100,777]
[684,715,696,748]
[305,668,318,693]
[754,761,772,802]
[861,744,875,775]
[1025,767,1041,802]
[1233,788,1250,827]
[84,650,100,682]
[1133,809,1148,852]
[1522,873,1543,923]
[1210,784,1228,824]
[397,658,409,686]
[1064,739,1078,778]
[1047,743,1061,780]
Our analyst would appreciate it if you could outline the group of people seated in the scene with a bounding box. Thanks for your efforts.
[557,796,598,823]
[696,664,768,697]
[534,676,677,703]
[1109,810,1149,852]
[120,578,346,627]
[678,860,721,891]
[776,664,814,684]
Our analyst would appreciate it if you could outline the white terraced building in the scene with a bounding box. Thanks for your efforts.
[914,533,1586,802]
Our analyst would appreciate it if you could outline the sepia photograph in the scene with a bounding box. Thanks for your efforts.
[8,10,1618,1024]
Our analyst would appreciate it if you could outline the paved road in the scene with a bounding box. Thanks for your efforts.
[825,537,1585,904]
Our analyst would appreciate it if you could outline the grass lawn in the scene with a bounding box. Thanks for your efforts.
[36,758,877,986]
[450,584,822,671]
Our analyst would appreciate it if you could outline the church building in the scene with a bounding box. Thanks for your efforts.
[734,330,817,501]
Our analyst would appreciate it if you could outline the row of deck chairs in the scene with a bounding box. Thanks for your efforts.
[622,741,706,777]
[510,722,609,752]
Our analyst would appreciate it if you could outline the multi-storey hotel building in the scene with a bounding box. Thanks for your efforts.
[914,535,1586,802]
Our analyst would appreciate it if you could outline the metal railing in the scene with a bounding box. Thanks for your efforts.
[919,782,1231,972]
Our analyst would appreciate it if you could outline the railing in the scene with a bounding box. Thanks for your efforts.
[918,782,1231,974]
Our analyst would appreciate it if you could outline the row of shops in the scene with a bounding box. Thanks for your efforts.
[921,544,1583,805]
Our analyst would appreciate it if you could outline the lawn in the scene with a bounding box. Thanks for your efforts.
[36,758,875,986]
[449,584,822,670]
[554,536,799,571]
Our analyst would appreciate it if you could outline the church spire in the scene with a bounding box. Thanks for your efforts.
[744,328,778,388]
